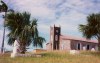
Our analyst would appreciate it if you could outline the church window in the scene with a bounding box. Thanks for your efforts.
[56,30,58,33]
[55,35,58,41]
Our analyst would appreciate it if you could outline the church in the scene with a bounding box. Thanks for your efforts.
[46,25,98,51]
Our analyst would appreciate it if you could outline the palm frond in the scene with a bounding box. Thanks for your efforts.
[79,13,100,39]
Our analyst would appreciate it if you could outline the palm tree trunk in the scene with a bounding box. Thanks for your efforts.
[20,45,26,54]
[20,41,26,54]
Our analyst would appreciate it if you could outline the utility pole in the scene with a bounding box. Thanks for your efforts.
[0,0,8,53]
[1,12,7,53]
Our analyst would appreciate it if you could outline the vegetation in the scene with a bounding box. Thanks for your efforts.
[5,12,45,54]
[0,51,100,63]
[79,13,100,50]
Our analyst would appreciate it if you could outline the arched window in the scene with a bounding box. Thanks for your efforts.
[55,35,58,41]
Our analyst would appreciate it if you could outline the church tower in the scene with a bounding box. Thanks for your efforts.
[50,25,61,50]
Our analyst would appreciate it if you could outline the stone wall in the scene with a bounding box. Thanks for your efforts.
[59,39,71,51]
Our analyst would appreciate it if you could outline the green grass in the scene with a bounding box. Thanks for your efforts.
[0,51,100,63]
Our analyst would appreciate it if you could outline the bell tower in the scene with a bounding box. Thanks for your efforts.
[50,25,61,50]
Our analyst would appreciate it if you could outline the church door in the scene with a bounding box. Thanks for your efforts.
[77,43,81,50]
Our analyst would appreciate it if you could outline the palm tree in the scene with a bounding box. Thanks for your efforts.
[5,12,45,54]
[79,13,100,50]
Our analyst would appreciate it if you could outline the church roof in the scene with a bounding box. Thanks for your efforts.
[60,35,98,43]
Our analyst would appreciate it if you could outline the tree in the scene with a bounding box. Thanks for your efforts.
[79,13,100,50]
[0,0,8,12]
[5,12,45,54]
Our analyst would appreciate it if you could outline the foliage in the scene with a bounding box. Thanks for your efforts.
[5,12,45,53]
[79,13,100,39]
[79,13,100,50]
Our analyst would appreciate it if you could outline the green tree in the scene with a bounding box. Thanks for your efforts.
[79,13,100,50]
[5,12,45,54]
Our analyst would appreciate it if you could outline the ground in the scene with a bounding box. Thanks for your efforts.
[0,51,100,63]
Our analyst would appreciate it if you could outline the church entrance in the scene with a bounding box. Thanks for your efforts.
[86,45,90,50]
[77,43,81,50]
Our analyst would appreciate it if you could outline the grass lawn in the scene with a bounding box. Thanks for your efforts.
[0,51,100,63]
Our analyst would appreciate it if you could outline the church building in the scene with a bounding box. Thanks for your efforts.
[46,25,98,51]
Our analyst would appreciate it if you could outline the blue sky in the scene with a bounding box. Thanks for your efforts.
[0,0,100,51]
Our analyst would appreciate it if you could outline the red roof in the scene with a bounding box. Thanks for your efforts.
[60,35,98,43]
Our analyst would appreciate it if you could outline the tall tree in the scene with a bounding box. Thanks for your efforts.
[5,12,45,54]
[79,13,100,50]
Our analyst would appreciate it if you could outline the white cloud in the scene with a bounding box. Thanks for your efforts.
[7,0,56,20]
[51,10,87,35]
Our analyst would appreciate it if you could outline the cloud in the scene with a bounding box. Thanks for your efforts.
[6,0,56,20]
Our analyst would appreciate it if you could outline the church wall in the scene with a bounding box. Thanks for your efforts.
[59,39,71,51]
[71,40,98,51]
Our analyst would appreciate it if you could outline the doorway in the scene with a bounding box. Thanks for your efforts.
[87,45,90,50]
[77,43,81,50]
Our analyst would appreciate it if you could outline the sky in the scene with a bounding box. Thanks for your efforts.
[0,0,100,51]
